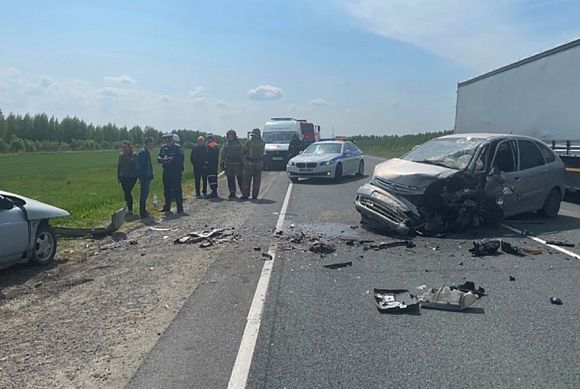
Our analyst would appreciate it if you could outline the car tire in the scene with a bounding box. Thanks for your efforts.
[289,177,298,183]
[356,160,364,176]
[334,163,343,181]
[540,188,562,218]
[30,224,57,266]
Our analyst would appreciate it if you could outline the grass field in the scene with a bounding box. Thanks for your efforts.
[0,150,194,228]
[357,146,410,159]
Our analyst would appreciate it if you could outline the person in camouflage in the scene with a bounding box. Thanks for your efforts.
[288,132,304,159]
[220,129,244,199]
[241,128,266,200]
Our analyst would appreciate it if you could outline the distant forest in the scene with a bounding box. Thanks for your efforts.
[0,109,215,153]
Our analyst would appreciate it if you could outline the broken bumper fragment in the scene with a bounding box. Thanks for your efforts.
[417,286,479,311]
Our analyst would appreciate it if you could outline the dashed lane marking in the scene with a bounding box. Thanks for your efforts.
[227,182,294,389]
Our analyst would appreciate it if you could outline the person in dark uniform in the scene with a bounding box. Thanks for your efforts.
[190,136,208,197]
[205,133,220,198]
[220,129,244,198]
[241,128,266,200]
[288,133,304,159]
[117,140,137,214]
[157,133,184,213]
[136,137,155,218]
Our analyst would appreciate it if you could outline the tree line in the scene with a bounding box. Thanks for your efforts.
[351,130,453,153]
[0,109,221,154]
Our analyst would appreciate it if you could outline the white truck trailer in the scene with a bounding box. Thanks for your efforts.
[455,38,580,190]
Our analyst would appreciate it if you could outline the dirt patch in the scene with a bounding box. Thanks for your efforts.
[0,174,278,388]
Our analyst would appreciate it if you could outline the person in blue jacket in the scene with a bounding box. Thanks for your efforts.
[157,133,185,213]
[136,137,155,218]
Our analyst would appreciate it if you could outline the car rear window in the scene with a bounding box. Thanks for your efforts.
[518,140,545,170]
[537,141,556,163]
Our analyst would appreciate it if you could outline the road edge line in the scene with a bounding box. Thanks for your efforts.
[227,182,294,389]
[502,224,580,260]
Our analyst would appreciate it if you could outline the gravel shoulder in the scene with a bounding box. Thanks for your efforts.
[0,173,280,388]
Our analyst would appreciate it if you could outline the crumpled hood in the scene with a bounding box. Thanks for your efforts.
[0,190,70,220]
[290,153,342,164]
[372,158,457,192]
[265,143,290,152]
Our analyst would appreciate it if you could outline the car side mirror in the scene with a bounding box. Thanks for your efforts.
[0,196,14,210]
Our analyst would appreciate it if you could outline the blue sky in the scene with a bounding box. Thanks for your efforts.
[1,0,580,136]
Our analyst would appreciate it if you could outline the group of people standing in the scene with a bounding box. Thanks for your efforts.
[116,129,266,219]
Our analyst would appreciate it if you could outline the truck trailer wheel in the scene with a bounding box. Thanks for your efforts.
[540,188,562,218]
[30,224,57,266]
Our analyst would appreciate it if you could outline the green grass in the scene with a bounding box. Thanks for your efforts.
[0,150,194,228]
[358,146,410,159]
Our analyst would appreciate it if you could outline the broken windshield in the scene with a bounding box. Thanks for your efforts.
[402,137,484,170]
[303,143,342,155]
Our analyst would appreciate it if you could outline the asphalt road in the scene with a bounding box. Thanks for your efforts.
[130,156,580,388]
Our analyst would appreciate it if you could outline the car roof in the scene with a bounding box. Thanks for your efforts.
[440,133,546,142]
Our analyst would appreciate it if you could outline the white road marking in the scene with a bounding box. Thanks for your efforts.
[502,224,580,260]
[227,182,294,389]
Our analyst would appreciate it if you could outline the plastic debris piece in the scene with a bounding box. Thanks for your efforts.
[309,242,336,254]
[550,297,563,305]
[546,240,575,247]
[452,281,486,296]
[523,247,543,255]
[417,285,479,311]
[469,239,500,257]
[261,252,273,260]
[371,240,416,250]
[509,276,516,281]
[323,261,352,270]
[501,241,525,256]
[253,247,262,251]
[373,289,419,312]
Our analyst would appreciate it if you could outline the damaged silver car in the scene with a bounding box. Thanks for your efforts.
[355,134,566,235]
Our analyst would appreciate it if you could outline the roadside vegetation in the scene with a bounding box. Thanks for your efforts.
[0,150,194,228]
[352,130,452,158]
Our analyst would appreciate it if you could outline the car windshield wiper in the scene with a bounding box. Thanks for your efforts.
[413,159,456,169]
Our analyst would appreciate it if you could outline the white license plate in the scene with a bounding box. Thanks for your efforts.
[272,157,284,161]
[299,168,313,172]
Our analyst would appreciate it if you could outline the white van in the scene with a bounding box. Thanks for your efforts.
[262,118,319,169]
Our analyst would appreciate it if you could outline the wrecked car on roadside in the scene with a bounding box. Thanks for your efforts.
[355,134,566,235]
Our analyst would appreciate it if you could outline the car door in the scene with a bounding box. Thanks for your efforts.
[0,202,29,262]
[343,143,357,174]
[516,139,549,212]
[487,139,521,216]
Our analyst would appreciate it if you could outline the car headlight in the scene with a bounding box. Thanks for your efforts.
[288,161,295,166]
[320,160,336,166]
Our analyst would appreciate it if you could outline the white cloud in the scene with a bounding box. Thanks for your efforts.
[336,0,556,70]
[99,87,130,97]
[40,77,54,88]
[158,95,171,103]
[215,100,228,108]
[189,86,206,105]
[248,84,284,101]
[308,97,333,107]
[104,74,137,85]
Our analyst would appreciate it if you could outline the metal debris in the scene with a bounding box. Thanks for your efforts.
[417,285,479,311]
[546,240,575,248]
[370,240,415,250]
[174,229,239,248]
[452,281,486,296]
[373,289,419,312]
[309,242,336,254]
[469,239,500,257]
[323,261,352,269]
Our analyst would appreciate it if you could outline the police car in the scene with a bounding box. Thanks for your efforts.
[286,140,365,182]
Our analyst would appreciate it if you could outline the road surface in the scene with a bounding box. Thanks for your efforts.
[129,156,580,388]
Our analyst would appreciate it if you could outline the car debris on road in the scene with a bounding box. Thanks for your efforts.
[308,242,336,254]
[469,239,500,256]
[373,289,419,312]
[550,297,563,305]
[323,261,352,270]
[545,240,575,247]
[173,228,240,247]
[417,285,480,311]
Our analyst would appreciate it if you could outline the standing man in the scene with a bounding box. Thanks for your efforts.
[220,129,244,199]
[157,133,184,213]
[117,140,137,214]
[241,128,266,200]
[190,136,208,197]
[136,137,155,219]
[288,132,304,159]
[205,133,220,198]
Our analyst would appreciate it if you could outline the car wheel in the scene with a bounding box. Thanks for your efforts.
[289,177,298,183]
[540,188,561,218]
[334,163,343,181]
[356,160,364,176]
[30,224,57,266]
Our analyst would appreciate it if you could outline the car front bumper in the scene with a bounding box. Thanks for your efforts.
[286,163,336,178]
[355,183,420,232]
